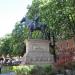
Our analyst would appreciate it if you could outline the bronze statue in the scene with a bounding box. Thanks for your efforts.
[20,16,49,39]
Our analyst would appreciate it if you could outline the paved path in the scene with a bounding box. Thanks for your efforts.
[0,72,16,75]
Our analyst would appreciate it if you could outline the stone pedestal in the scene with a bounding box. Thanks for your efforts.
[21,39,54,65]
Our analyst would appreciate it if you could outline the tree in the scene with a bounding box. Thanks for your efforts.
[12,22,27,56]
[27,0,75,40]
[0,34,13,57]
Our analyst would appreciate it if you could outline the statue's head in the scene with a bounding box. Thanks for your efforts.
[20,17,26,23]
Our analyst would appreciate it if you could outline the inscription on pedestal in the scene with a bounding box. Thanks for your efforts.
[32,44,46,51]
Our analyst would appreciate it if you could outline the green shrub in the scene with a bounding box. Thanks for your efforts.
[1,66,13,73]
[13,65,55,75]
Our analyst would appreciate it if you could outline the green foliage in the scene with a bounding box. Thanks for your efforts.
[32,30,43,39]
[12,22,26,56]
[12,65,54,75]
[27,0,75,40]
[1,66,13,73]
[0,65,55,75]
[0,35,13,56]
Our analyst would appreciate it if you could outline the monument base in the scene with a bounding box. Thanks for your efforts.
[21,39,54,65]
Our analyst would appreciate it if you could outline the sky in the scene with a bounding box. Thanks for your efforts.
[0,0,32,38]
